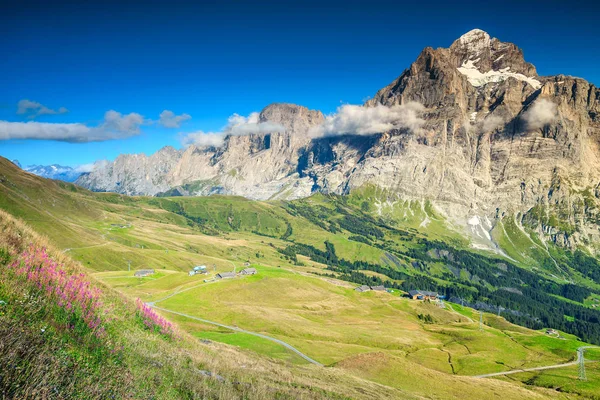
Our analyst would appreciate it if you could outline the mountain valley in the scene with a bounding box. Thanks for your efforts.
[2,25,600,400]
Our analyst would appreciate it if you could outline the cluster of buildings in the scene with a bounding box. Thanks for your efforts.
[189,261,257,279]
[354,285,442,301]
[407,290,440,301]
[135,263,258,281]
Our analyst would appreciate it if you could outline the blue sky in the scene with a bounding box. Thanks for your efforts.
[1,0,598,168]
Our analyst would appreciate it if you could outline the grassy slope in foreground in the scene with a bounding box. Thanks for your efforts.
[0,209,419,400]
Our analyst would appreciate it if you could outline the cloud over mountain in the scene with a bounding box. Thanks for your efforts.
[180,131,225,147]
[522,98,558,130]
[180,103,427,147]
[180,111,286,148]
[311,102,426,137]
[479,114,505,133]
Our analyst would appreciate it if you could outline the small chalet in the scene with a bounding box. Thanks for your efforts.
[355,285,371,292]
[134,269,155,277]
[216,272,236,279]
[408,290,439,300]
[189,265,207,276]
[370,285,386,291]
[240,268,257,275]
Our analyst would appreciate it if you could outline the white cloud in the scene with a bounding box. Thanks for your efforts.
[89,159,110,172]
[179,104,425,147]
[17,99,68,119]
[179,111,286,148]
[310,102,426,137]
[159,110,191,128]
[0,110,146,143]
[479,114,505,133]
[180,131,225,148]
[225,112,285,136]
[522,98,558,130]
[101,110,144,133]
[73,163,96,173]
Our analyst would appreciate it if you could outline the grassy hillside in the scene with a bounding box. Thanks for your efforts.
[2,156,600,398]
[0,209,425,399]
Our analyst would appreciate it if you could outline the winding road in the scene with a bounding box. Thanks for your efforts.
[145,263,323,367]
[474,346,598,378]
[150,305,323,367]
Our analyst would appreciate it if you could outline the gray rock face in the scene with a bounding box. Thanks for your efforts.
[76,30,600,250]
[77,146,182,195]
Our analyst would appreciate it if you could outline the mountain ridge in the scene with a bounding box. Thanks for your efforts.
[24,164,85,182]
[75,29,600,252]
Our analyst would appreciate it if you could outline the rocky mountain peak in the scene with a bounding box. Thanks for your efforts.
[367,29,542,109]
[155,145,181,157]
[259,103,324,136]
[450,29,538,83]
[451,29,491,58]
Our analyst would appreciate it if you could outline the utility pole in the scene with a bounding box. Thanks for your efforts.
[579,348,587,381]
[497,306,503,317]
[127,260,131,272]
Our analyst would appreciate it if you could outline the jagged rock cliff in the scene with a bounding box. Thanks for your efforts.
[76,29,600,250]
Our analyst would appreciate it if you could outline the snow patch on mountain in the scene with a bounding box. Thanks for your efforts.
[457,60,541,89]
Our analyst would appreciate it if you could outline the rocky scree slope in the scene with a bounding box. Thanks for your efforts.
[76,29,600,251]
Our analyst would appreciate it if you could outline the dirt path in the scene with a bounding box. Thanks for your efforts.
[474,346,598,378]
[150,305,323,366]
[63,242,110,253]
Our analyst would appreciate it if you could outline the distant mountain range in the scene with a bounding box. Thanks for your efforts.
[21,163,85,182]
[74,29,600,252]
